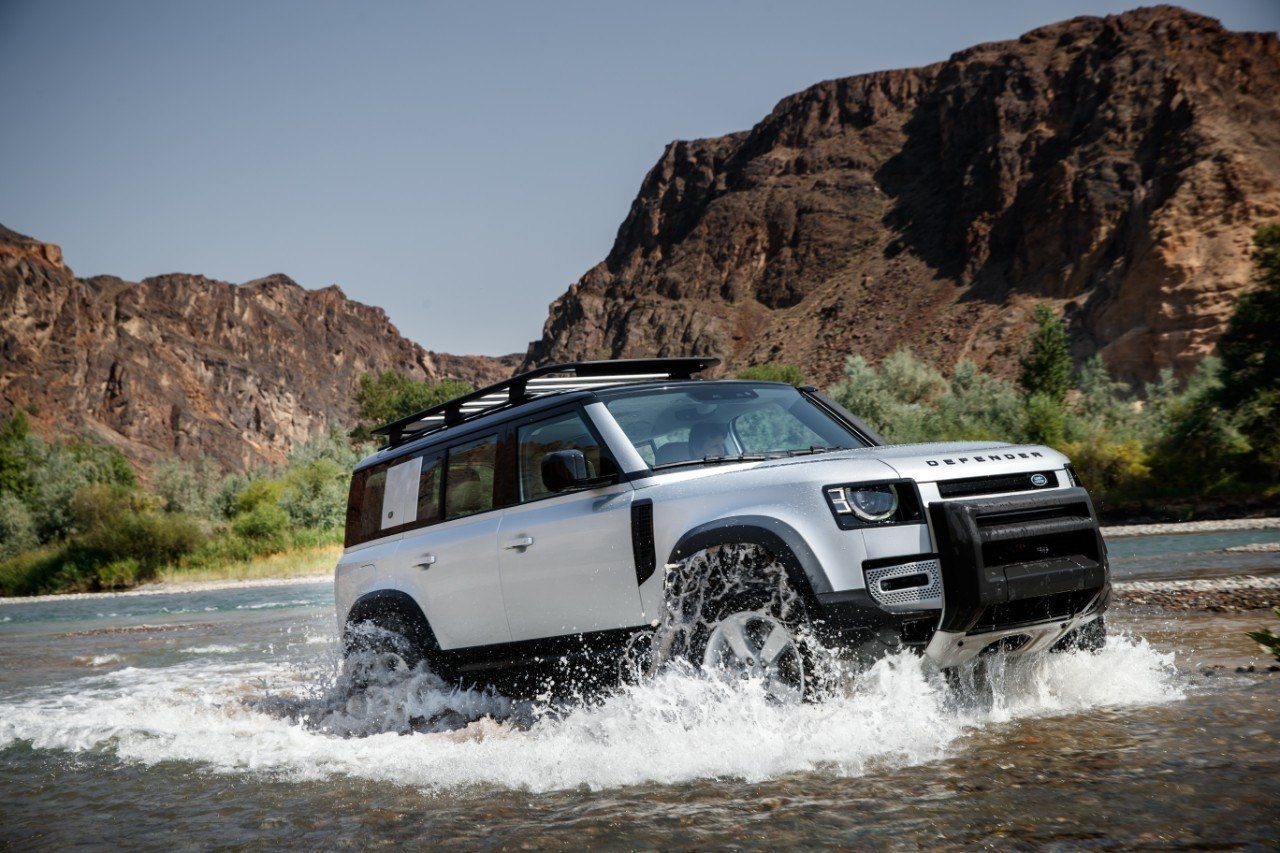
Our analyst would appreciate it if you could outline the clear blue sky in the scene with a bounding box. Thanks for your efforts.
[2,1,1276,356]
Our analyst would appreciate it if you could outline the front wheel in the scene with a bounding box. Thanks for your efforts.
[703,611,807,703]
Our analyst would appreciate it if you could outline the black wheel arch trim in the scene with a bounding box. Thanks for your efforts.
[667,515,834,601]
[344,588,443,656]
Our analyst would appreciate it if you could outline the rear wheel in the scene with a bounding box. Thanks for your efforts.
[342,609,434,685]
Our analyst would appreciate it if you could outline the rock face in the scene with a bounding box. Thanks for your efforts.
[0,224,518,471]
[526,6,1280,386]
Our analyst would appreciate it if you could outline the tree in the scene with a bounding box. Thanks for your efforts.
[0,411,41,503]
[352,371,473,440]
[1019,305,1072,403]
[1215,224,1280,476]
[736,364,805,386]
[1147,358,1247,492]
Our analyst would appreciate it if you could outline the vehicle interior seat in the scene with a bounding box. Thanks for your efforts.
[654,441,689,466]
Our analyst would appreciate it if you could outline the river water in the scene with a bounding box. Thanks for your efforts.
[2,530,1278,848]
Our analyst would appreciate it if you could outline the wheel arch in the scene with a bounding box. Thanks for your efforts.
[667,515,833,605]
[343,588,441,656]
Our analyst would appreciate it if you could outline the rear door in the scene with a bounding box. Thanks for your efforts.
[496,407,643,642]
[396,434,512,650]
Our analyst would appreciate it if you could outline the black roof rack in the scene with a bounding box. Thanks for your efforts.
[372,357,720,448]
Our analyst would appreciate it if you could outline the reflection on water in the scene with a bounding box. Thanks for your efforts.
[0,531,1278,846]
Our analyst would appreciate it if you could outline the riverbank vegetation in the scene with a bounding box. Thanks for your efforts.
[0,420,359,596]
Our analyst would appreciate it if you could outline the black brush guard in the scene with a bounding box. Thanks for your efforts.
[928,487,1109,636]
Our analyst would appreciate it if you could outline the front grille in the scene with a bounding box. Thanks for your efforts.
[936,470,1059,499]
[927,487,1108,635]
[973,502,1101,571]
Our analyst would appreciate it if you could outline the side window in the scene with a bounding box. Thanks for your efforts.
[344,466,387,547]
[517,410,607,502]
[416,451,444,526]
[444,435,498,520]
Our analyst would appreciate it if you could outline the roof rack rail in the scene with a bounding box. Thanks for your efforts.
[372,356,720,448]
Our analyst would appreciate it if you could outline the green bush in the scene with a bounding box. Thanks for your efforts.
[277,426,362,528]
[929,361,1026,442]
[79,510,205,575]
[354,371,472,440]
[1061,438,1151,501]
[1246,608,1280,664]
[0,546,67,596]
[1023,392,1067,447]
[68,483,146,534]
[152,456,223,517]
[0,492,38,560]
[1143,358,1247,492]
[232,502,291,544]
[736,364,806,386]
[24,438,136,537]
[231,478,285,516]
[280,457,347,528]
[0,411,43,504]
[95,558,142,590]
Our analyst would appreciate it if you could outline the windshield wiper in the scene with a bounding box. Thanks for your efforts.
[651,452,782,471]
[781,445,850,457]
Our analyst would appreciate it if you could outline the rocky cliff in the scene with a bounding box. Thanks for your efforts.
[525,6,1280,385]
[0,225,517,471]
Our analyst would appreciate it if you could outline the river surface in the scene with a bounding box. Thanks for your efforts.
[2,529,1278,848]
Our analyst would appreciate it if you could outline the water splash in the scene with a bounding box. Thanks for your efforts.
[0,633,1182,794]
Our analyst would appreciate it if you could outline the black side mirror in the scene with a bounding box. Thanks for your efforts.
[542,449,610,492]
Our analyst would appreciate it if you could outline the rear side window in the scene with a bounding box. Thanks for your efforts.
[444,435,498,520]
[517,410,607,502]
[344,466,387,547]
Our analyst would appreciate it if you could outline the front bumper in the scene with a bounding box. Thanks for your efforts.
[923,486,1109,665]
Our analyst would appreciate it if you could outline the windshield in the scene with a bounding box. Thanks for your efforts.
[601,383,867,468]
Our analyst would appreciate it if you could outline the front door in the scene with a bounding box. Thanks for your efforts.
[497,408,643,642]
[398,435,512,651]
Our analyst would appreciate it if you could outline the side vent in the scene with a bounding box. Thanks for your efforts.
[631,499,656,586]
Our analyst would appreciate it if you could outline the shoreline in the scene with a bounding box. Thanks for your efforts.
[1100,517,1280,538]
[0,573,331,605]
[2,516,1278,605]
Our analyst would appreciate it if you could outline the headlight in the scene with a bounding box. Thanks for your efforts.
[823,481,921,529]
[851,485,899,521]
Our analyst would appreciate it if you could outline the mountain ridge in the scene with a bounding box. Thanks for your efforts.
[0,225,518,472]
[523,5,1280,385]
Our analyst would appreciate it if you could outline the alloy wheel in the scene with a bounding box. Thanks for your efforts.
[703,611,805,703]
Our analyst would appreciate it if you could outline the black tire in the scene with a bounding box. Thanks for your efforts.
[342,607,445,687]
[1051,615,1107,653]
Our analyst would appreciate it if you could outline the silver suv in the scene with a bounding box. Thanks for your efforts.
[337,358,1109,698]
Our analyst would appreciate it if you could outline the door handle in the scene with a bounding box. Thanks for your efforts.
[504,536,535,551]
[414,554,436,569]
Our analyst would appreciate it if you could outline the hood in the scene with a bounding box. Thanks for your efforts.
[757,441,1068,483]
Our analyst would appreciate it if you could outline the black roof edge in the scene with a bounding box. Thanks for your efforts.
[371,357,720,448]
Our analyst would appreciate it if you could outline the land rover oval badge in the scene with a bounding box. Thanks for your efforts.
[1030,473,1049,487]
